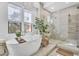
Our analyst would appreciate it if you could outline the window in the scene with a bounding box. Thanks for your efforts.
[8,3,32,33]
[8,22,21,33]
[24,10,32,32]
[8,4,22,33]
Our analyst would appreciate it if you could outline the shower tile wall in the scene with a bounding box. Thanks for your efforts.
[68,14,79,41]
[76,15,79,40]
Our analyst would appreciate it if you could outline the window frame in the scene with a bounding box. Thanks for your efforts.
[8,3,22,33]
[24,9,32,33]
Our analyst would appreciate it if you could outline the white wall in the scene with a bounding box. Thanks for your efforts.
[52,4,79,42]
[0,2,8,40]
[0,2,8,34]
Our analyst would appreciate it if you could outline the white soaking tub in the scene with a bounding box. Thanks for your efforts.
[6,35,42,56]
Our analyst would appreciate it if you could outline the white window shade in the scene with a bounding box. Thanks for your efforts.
[8,4,22,22]
[24,10,32,23]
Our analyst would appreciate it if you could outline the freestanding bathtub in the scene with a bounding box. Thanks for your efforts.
[6,34,42,56]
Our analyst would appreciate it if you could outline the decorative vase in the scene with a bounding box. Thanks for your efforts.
[41,35,49,47]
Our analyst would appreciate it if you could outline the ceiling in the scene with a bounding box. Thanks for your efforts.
[42,2,79,13]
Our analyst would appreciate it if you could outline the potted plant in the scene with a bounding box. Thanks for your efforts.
[33,17,49,47]
[15,31,21,41]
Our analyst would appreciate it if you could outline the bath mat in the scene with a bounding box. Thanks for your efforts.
[56,48,74,56]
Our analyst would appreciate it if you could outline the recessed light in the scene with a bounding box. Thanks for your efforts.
[51,7,54,9]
